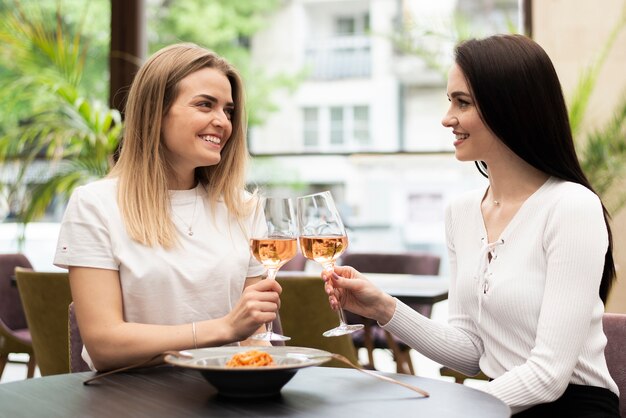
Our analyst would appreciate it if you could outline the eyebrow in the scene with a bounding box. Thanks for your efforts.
[448,91,472,99]
[192,94,235,107]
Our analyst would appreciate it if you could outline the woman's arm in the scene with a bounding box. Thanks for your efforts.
[70,267,281,371]
[326,265,484,375]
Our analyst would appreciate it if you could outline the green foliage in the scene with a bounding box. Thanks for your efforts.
[147,0,302,126]
[572,7,626,214]
[578,97,626,213]
[0,0,298,227]
[0,0,121,224]
[391,6,519,75]
[568,10,625,138]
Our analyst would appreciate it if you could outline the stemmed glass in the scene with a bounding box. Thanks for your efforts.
[250,196,298,341]
[296,191,363,337]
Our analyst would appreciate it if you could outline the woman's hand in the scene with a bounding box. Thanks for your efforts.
[322,266,396,325]
[225,278,282,341]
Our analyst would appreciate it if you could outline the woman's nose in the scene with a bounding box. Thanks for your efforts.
[211,109,228,127]
[441,111,458,128]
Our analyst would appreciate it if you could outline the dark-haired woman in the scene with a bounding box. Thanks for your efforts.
[323,34,619,416]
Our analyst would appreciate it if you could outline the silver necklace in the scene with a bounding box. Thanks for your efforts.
[172,186,198,236]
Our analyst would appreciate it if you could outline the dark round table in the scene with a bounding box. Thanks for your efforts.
[0,366,510,417]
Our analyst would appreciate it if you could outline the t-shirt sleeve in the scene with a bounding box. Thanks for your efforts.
[53,185,119,271]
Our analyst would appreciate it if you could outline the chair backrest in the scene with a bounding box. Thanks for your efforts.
[15,269,73,376]
[0,253,33,330]
[339,252,440,276]
[281,252,307,272]
[68,302,90,373]
[276,275,359,368]
[603,313,626,418]
[339,251,441,317]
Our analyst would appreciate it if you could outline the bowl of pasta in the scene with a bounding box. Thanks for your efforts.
[164,346,332,398]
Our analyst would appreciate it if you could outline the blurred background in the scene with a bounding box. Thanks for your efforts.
[1,0,625,312]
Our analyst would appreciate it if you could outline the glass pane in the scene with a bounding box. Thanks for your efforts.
[303,107,319,147]
[335,17,355,35]
[330,107,344,145]
[353,106,369,144]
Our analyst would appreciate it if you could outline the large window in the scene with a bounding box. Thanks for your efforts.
[301,105,370,152]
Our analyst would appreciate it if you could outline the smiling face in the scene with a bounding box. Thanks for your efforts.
[161,67,234,188]
[441,64,502,163]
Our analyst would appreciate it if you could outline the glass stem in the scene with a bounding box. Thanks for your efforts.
[265,268,278,334]
[324,263,348,327]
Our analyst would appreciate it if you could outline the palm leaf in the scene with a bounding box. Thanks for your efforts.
[0,1,121,224]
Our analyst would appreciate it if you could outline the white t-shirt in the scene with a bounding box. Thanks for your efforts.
[54,178,266,365]
[382,177,618,413]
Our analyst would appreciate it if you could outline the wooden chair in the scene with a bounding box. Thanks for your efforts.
[338,252,440,374]
[0,254,36,379]
[276,275,359,368]
[602,312,626,417]
[15,269,73,376]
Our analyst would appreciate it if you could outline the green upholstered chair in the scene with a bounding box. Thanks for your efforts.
[276,275,359,368]
[15,269,73,376]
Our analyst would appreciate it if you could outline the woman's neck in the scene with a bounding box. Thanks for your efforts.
[168,172,197,190]
[485,153,550,204]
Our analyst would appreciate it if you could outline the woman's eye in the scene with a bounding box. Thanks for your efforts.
[458,99,470,108]
[224,108,234,119]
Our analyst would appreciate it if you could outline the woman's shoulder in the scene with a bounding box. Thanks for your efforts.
[70,177,118,203]
[74,177,117,193]
[448,187,484,210]
[546,177,601,206]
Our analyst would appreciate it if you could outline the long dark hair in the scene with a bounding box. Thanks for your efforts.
[455,34,615,303]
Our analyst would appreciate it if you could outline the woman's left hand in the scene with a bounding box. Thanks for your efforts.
[322,265,396,325]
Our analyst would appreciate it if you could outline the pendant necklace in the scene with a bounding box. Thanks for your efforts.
[172,186,198,236]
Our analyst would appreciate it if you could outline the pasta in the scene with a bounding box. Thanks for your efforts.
[226,350,275,368]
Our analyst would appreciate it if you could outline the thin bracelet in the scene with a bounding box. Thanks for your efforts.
[192,321,198,349]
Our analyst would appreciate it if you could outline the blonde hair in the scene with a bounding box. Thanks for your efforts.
[110,43,254,247]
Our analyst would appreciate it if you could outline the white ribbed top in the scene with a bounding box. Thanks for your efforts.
[382,177,618,413]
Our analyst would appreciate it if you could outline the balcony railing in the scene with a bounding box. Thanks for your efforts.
[305,36,371,80]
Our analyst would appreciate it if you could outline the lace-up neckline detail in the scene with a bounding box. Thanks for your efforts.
[475,237,504,323]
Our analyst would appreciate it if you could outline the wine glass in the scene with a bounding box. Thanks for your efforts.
[250,196,298,341]
[296,191,363,337]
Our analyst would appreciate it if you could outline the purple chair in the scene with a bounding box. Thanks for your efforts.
[281,252,307,272]
[68,302,90,373]
[0,253,36,379]
[338,252,440,374]
[602,313,626,417]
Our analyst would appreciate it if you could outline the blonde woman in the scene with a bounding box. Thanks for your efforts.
[54,43,280,372]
